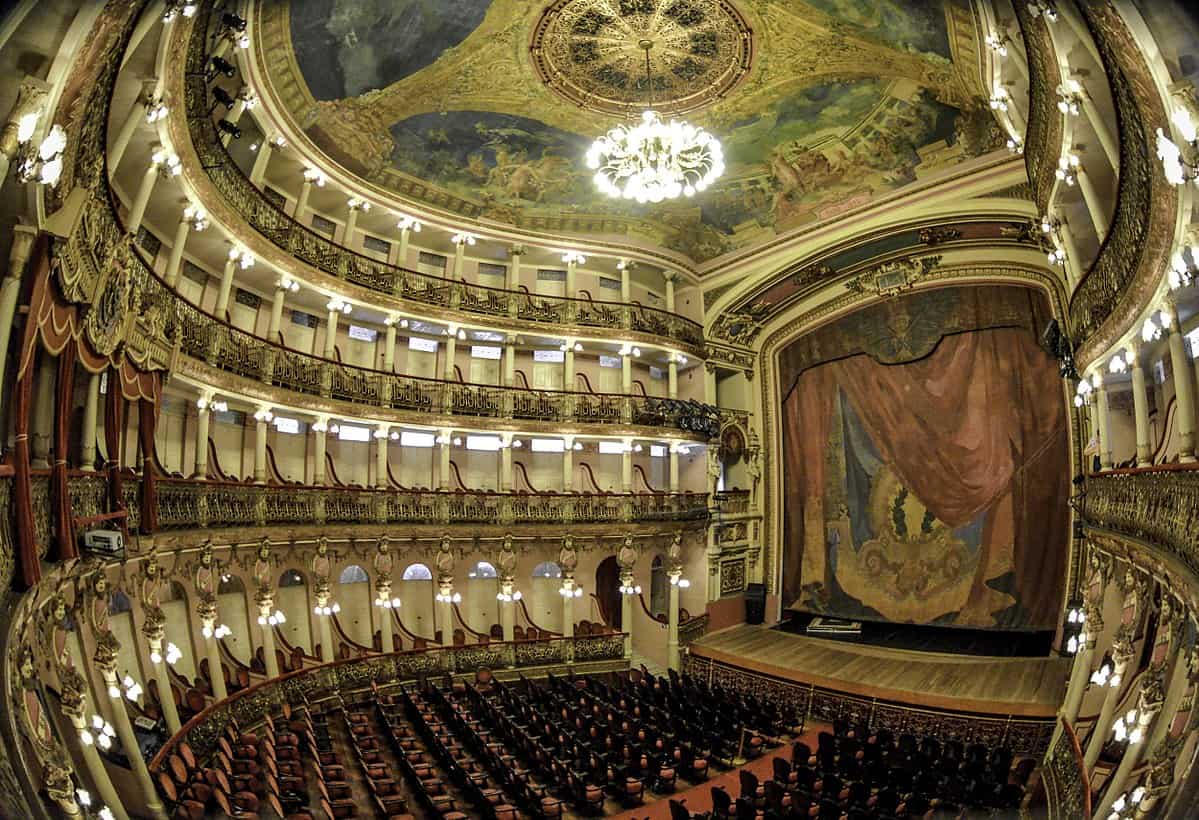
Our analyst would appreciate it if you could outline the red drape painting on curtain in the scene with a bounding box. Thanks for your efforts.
[781,287,1069,631]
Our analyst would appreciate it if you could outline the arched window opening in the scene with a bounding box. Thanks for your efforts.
[532,562,562,579]
[339,565,369,584]
[402,563,433,581]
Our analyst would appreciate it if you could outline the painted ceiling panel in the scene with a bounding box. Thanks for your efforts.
[262,0,997,263]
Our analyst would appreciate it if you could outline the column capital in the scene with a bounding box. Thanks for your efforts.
[507,244,527,258]
[663,270,679,283]
[196,596,218,626]
[254,585,275,614]
[7,223,37,275]
[141,605,166,644]
[93,631,121,678]
[59,667,89,721]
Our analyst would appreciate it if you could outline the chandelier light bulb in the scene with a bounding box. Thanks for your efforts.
[589,110,723,202]
[76,789,91,807]
[303,167,326,186]
[1172,104,1198,143]
[80,730,94,746]
[397,214,422,232]
[99,808,115,820]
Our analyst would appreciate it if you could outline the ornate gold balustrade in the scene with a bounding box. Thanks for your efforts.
[59,190,720,438]
[149,634,627,773]
[176,7,703,355]
[1059,6,1175,359]
[1041,718,1091,820]
[1013,2,1064,210]
[713,489,751,515]
[153,477,709,529]
[682,655,1055,756]
[1083,465,1199,578]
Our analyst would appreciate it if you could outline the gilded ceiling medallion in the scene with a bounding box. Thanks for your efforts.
[530,0,753,116]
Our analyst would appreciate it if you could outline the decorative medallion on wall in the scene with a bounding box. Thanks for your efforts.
[530,0,754,116]
[720,557,746,595]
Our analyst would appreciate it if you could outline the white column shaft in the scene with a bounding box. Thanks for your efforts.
[214,259,237,318]
[1132,358,1152,466]
[164,217,190,287]
[126,165,159,234]
[254,419,268,483]
[194,408,211,478]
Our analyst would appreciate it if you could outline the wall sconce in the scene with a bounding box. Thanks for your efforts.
[17,123,66,187]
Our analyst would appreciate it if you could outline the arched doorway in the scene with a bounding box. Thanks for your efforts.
[216,574,252,665]
[335,564,372,648]
[400,563,435,641]
[595,556,621,629]
[276,569,312,657]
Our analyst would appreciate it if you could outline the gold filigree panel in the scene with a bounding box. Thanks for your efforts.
[530,0,754,116]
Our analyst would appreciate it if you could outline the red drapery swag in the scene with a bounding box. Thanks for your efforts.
[51,340,78,562]
[782,327,1069,629]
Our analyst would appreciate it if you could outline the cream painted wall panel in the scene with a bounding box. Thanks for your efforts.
[398,446,435,488]
[267,428,307,482]
[210,420,246,480]
[162,598,197,683]
[329,439,370,486]
[408,347,437,380]
[469,357,500,385]
[462,576,499,635]
[333,577,373,647]
[110,610,144,685]
[399,579,435,640]
[521,452,560,491]
[217,591,252,665]
[528,576,562,632]
[229,301,256,333]
[177,274,204,307]
[460,450,498,490]
[276,584,313,655]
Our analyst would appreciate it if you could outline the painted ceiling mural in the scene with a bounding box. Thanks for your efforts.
[260,0,997,263]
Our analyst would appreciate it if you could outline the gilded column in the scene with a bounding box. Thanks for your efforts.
[0,224,37,407]
[1095,372,1114,470]
[1085,629,1137,770]
[1164,298,1196,461]
[375,424,390,488]
[666,533,683,670]
[96,633,167,819]
[60,669,129,820]
[312,417,329,485]
[249,134,282,187]
[1094,674,1166,818]
[617,536,638,660]
[141,606,182,735]
[343,197,369,249]
[79,373,101,469]
[1129,341,1152,466]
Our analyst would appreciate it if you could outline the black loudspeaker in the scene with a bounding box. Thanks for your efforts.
[745,583,766,625]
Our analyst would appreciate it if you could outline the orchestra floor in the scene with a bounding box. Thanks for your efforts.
[688,624,1070,717]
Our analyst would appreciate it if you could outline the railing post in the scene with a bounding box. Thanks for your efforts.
[197,485,210,527]
[315,491,326,524]
[254,486,266,526]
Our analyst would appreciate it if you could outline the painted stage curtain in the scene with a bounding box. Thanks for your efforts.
[782,326,1068,630]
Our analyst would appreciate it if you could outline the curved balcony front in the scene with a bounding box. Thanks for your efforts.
[56,472,709,534]
[65,189,718,440]
[167,12,705,357]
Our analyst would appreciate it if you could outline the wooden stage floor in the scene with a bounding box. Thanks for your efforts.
[688,624,1070,717]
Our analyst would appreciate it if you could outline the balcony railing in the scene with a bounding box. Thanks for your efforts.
[62,188,720,438]
[178,9,703,353]
[154,477,709,529]
[149,633,627,770]
[1082,464,1199,578]
[1041,718,1091,819]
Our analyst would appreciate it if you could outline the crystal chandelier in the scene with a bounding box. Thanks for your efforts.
[587,41,723,203]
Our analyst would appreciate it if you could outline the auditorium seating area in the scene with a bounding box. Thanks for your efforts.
[668,720,1037,820]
